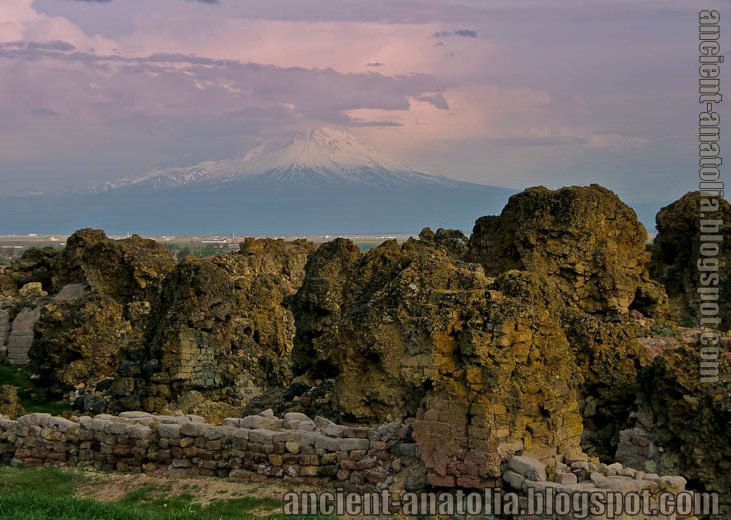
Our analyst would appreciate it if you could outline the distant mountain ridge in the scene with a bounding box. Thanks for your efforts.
[1,128,671,236]
[1,128,518,235]
[86,128,457,193]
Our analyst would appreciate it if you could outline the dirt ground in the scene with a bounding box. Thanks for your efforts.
[73,468,294,510]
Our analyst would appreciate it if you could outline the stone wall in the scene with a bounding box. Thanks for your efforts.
[0,411,696,520]
[0,411,421,493]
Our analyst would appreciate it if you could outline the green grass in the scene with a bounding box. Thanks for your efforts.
[0,467,84,497]
[0,492,202,520]
[0,365,30,388]
[0,365,72,416]
[0,467,335,520]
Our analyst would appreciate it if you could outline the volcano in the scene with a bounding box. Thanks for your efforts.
[0,128,515,235]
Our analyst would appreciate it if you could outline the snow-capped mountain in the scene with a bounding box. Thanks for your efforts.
[94,128,455,192]
[1,128,517,235]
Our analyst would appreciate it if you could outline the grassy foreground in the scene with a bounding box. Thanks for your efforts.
[0,467,334,520]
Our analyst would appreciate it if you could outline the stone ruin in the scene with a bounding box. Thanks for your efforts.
[0,410,693,520]
[649,191,731,329]
[0,411,420,492]
[107,237,316,418]
[0,185,727,517]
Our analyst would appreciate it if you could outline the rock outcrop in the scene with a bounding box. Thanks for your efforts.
[51,228,176,303]
[563,311,651,458]
[0,247,60,297]
[30,292,140,396]
[649,191,731,329]
[0,230,175,395]
[467,184,665,317]
[108,238,316,417]
[0,186,725,504]
[290,237,585,486]
[615,336,731,511]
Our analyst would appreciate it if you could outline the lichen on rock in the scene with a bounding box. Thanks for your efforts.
[30,293,139,395]
[290,236,585,486]
[0,385,24,419]
[108,238,316,418]
[649,191,731,328]
[51,228,176,303]
[467,184,665,316]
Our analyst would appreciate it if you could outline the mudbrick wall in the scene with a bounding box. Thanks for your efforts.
[0,410,696,520]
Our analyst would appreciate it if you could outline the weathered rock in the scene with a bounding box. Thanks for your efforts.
[52,228,175,303]
[0,385,25,419]
[563,311,651,458]
[502,469,525,490]
[467,184,666,316]
[288,238,362,377]
[508,456,547,481]
[73,393,107,414]
[0,247,60,297]
[649,191,731,328]
[417,227,469,258]
[290,237,583,485]
[54,283,86,302]
[633,343,730,509]
[108,238,316,417]
[164,390,243,426]
[18,282,46,299]
[29,293,138,395]
[236,237,316,288]
[1,230,175,388]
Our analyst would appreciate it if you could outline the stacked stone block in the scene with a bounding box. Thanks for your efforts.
[0,411,694,520]
[6,307,40,365]
[0,411,419,493]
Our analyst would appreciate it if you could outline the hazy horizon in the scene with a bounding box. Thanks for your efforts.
[0,0,723,205]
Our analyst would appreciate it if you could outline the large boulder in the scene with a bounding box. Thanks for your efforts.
[51,228,175,303]
[649,192,731,329]
[108,238,316,415]
[29,293,140,396]
[0,247,60,297]
[290,237,584,486]
[0,229,175,388]
[467,185,665,316]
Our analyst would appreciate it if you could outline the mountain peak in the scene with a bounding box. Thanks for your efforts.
[243,126,406,174]
[291,127,359,145]
[90,127,456,192]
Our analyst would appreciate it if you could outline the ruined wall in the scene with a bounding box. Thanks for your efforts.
[0,411,420,493]
[290,238,586,489]
[0,411,694,520]
[108,238,317,415]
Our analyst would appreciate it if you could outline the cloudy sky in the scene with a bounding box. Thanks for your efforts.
[0,0,724,203]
